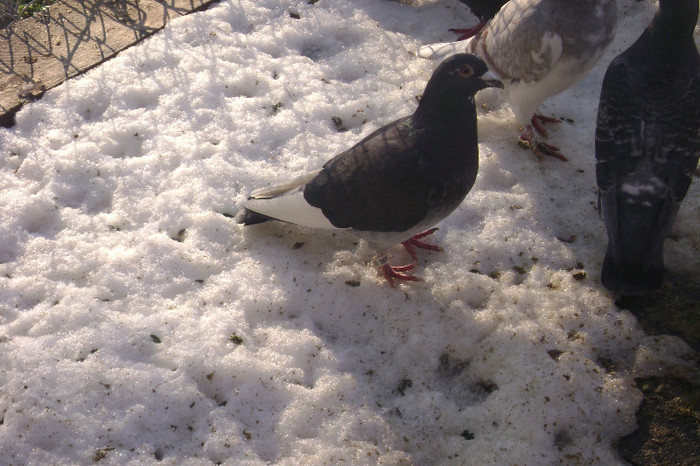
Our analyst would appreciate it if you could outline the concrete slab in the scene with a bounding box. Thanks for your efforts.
[0,0,219,127]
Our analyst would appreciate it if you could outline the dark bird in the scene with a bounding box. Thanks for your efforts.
[236,54,503,286]
[420,0,618,161]
[595,0,700,295]
[452,0,507,40]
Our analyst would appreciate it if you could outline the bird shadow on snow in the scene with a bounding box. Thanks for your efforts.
[237,220,364,283]
[234,217,513,450]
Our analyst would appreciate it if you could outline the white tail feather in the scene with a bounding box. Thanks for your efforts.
[244,170,339,230]
[249,170,321,199]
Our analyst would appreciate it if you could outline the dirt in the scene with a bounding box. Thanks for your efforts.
[615,273,700,465]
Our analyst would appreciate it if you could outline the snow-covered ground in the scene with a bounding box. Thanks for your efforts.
[0,0,697,463]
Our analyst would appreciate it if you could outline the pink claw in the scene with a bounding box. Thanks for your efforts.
[531,113,561,138]
[380,263,422,288]
[375,228,444,287]
[401,227,444,261]
[518,116,568,162]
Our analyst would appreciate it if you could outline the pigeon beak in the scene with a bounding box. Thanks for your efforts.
[479,70,504,89]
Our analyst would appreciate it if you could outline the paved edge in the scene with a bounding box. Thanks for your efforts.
[0,0,220,127]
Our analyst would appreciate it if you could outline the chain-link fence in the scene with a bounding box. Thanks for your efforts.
[1,0,57,28]
[0,1,18,27]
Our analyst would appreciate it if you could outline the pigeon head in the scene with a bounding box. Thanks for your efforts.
[413,53,503,131]
[415,54,503,125]
[422,53,504,99]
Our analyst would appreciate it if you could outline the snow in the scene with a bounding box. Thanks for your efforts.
[0,0,697,464]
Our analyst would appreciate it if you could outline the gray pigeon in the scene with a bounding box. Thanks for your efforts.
[236,54,503,286]
[595,0,700,295]
[419,0,618,160]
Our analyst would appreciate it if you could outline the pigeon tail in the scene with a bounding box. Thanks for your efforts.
[600,247,664,296]
[235,208,273,226]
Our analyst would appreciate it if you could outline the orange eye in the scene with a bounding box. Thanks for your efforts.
[458,65,474,77]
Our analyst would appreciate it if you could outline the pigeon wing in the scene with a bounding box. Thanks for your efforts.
[595,59,629,263]
[474,0,563,83]
[303,117,436,232]
[648,74,700,258]
[596,57,700,267]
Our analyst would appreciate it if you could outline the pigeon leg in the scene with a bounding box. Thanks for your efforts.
[373,254,421,287]
[401,227,444,262]
[381,263,422,287]
[518,124,568,162]
[534,142,568,161]
[531,113,561,138]
[449,20,487,41]
[371,229,443,286]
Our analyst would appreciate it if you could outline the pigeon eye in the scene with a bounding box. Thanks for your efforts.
[458,65,474,77]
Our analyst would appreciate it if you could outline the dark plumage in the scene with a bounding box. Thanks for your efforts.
[458,0,506,20]
[237,54,503,286]
[595,0,700,295]
[453,0,508,40]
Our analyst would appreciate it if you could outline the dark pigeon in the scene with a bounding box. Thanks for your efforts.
[595,0,700,295]
[420,0,617,161]
[236,54,503,286]
[452,0,507,40]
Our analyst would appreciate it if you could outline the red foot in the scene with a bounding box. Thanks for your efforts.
[401,228,444,262]
[449,20,487,41]
[530,113,561,138]
[380,263,422,288]
[374,254,420,287]
[374,229,444,287]
[518,122,568,162]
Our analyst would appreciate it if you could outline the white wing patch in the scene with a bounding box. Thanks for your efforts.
[620,178,666,197]
[531,31,563,68]
[245,187,338,230]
